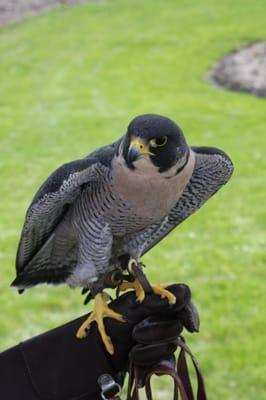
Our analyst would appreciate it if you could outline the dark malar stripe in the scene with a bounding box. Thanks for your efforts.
[174,150,190,176]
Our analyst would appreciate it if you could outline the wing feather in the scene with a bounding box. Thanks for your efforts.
[15,139,122,276]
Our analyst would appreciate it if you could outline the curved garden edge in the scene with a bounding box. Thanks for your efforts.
[0,0,101,27]
[208,41,266,98]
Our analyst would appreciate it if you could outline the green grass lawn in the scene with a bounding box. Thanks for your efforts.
[0,0,265,398]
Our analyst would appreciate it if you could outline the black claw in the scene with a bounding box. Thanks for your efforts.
[81,288,89,295]
[83,292,93,305]
[116,287,121,299]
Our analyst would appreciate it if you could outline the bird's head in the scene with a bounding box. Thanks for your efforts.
[123,114,189,173]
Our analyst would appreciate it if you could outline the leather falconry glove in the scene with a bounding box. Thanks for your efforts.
[0,284,206,400]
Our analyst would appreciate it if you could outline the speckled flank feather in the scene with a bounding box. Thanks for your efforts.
[11,116,233,293]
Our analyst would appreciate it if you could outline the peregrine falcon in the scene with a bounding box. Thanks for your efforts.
[11,114,234,354]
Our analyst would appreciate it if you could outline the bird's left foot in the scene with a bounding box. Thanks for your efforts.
[76,291,124,355]
[119,278,146,302]
[120,258,176,304]
[120,279,176,304]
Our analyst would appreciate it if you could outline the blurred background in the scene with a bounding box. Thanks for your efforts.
[0,1,265,399]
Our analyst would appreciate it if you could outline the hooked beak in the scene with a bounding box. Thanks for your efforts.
[126,137,155,168]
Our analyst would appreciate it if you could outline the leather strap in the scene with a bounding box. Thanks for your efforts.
[145,365,189,400]
[126,337,207,400]
[115,261,153,299]
[177,337,207,400]
[127,364,140,400]
[130,262,153,294]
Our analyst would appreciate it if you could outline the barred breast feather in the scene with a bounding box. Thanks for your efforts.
[121,146,234,258]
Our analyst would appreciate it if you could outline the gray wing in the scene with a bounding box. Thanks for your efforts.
[12,139,121,287]
[124,146,234,257]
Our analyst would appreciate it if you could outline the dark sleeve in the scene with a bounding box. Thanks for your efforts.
[0,284,194,400]
[0,315,123,400]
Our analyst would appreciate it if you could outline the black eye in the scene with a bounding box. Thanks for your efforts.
[150,136,167,148]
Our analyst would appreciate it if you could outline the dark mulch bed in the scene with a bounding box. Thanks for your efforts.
[0,0,98,26]
[210,42,266,98]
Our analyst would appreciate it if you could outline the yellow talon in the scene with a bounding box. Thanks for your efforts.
[120,257,176,304]
[120,278,176,305]
[151,284,176,304]
[120,279,146,302]
[76,292,124,355]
